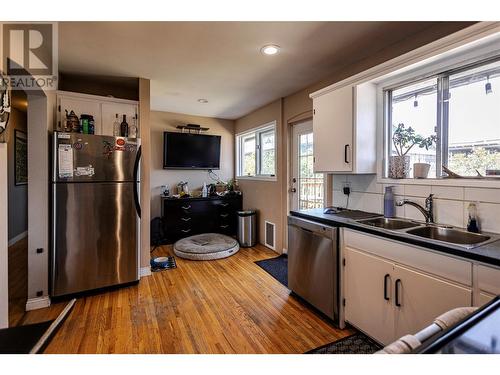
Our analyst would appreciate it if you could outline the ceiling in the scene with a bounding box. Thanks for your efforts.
[59,22,463,120]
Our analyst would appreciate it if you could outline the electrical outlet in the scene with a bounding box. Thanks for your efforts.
[343,182,351,196]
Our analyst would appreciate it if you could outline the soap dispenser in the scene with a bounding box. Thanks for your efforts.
[467,202,480,233]
[384,186,395,218]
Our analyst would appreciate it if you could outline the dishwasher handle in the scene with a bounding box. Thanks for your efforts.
[288,216,337,240]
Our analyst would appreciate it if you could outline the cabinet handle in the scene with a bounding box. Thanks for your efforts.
[181,229,191,233]
[395,279,402,307]
[344,144,350,164]
[220,203,229,207]
[220,224,229,229]
[181,205,191,210]
[181,217,191,222]
[220,213,229,218]
[384,274,390,301]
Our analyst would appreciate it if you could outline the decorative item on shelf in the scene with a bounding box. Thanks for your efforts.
[120,114,129,137]
[467,202,480,233]
[129,114,138,138]
[176,123,210,134]
[113,113,120,136]
[160,185,170,197]
[215,182,226,194]
[389,123,437,179]
[486,169,500,176]
[202,182,208,198]
[207,183,217,196]
[413,163,431,179]
[177,181,189,197]
[442,165,494,179]
[0,83,11,143]
[79,114,95,135]
[14,130,27,185]
[65,109,80,133]
[226,178,235,192]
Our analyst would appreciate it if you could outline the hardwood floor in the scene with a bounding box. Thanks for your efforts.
[8,237,28,327]
[21,244,353,353]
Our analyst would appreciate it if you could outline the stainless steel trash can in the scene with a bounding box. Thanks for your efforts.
[237,210,256,247]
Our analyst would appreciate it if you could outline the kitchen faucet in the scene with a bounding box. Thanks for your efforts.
[396,194,434,224]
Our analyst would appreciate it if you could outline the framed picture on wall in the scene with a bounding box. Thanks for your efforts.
[14,129,28,186]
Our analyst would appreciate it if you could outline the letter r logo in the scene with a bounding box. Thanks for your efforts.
[2,23,53,75]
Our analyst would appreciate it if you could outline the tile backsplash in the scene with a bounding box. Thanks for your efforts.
[332,175,500,234]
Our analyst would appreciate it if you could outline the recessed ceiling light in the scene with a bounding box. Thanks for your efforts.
[197,98,208,103]
[260,44,280,56]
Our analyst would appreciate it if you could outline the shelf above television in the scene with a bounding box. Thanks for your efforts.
[176,124,210,133]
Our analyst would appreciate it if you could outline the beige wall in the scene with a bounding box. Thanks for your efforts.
[235,99,284,252]
[150,111,235,219]
[235,22,474,253]
[139,78,152,269]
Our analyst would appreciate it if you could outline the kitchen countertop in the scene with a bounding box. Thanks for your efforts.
[290,208,500,267]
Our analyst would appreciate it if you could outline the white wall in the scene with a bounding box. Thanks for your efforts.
[150,111,235,219]
[0,143,8,328]
[333,174,500,233]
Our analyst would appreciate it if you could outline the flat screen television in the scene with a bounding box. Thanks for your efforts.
[163,132,221,170]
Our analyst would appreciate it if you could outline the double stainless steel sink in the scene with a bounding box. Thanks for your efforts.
[356,217,497,249]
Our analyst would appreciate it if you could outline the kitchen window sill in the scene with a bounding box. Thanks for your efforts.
[237,175,278,182]
[377,177,500,189]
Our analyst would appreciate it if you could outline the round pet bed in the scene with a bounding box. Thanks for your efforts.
[173,233,240,260]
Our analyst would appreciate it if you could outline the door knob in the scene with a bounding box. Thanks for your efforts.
[290,188,297,193]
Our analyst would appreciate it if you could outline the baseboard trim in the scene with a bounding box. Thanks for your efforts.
[26,296,51,311]
[140,266,152,278]
[8,230,27,247]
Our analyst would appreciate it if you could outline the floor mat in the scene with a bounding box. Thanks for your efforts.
[0,321,54,354]
[306,332,382,354]
[254,254,288,287]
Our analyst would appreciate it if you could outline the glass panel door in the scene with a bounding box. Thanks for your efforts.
[291,121,324,210]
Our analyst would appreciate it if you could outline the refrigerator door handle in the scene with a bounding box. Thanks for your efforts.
[133,145,142,218]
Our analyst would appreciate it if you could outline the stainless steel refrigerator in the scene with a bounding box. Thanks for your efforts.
[51,132,141,297]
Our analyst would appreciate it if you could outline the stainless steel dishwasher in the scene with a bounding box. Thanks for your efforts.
[288,215,339,323]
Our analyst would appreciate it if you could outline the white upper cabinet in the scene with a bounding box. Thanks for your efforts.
[57,95,102,134]
[311,82,377,174]
[101,102,138,137]
[56,91,139,137]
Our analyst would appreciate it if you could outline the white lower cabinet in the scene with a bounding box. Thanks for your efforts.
[392,264,471,340]
[343,230,474,346]
[474,264,500,307]
[345,247,395,345]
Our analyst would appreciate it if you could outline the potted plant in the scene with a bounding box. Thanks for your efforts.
[390,123,437,179]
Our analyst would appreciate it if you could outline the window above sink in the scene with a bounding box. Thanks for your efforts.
[383,58,500,180]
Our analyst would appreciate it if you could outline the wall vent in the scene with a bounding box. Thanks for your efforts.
[264,221,276,250]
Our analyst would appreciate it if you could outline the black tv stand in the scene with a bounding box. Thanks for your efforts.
[161,194,243,243]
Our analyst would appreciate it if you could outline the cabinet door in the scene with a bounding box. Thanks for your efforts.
[344,247,394,345]
[58,95,101,133]
[393,264,472,339]
[101,102,138,137]
[477,292,496,307]
[313,85,353,173]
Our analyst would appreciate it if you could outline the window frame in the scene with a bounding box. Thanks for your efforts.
[383,55,500,179]
[236,121,277,181]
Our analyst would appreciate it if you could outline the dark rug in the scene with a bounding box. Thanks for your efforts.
[307,332,383,354]
[0,321,54,354]
[255,254,288,287]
